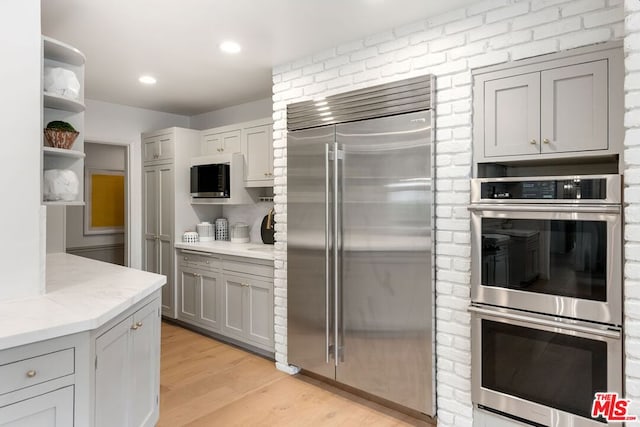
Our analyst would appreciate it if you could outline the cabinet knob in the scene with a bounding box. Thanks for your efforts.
[131,324,139,330]
[220,148,224,152]
[543,138,550,144]
[184,257,188,260]
[136,321,143,328]
[26,370,36,378]
[243,283,250,287]
[529,139,537,145]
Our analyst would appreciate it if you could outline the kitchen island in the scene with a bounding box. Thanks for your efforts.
[0,253,165,427]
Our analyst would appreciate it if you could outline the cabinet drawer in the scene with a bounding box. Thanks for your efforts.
[0,348,74,395]
[179,251,220,270]
[223,259,273,278]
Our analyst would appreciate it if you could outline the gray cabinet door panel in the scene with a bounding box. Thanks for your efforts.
[541,60,608,153]
[95,317,131,427]
[484,73,540,157]
[0,386,74,427]
[246,278,274,348]
[131,302,160,427]
[200,272,221,331]
[223,277,245,336]
[178,269,199,323]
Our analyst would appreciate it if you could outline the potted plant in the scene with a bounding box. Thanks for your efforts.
[44,120,79,149]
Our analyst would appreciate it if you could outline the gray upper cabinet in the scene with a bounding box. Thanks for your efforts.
[473,42,623,166]
[484,72,540,158]
[143,132,174,163]
[540,60,607,154]
[201,129,242,155]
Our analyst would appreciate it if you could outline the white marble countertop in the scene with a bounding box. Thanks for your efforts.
[175,241,275,260]
[0,253,166,351]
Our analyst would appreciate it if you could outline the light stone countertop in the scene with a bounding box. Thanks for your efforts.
[175,241,275,261]
[0,253,165,351]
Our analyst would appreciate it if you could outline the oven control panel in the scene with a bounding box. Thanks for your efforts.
[480,178,607,200]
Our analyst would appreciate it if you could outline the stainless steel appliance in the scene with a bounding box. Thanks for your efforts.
[469,174,624,426]
[470,174,622,325]
[470,304,622,427]
[190,163,230,198]
[287,76,435,415]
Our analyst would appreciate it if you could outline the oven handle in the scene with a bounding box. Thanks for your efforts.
[468,204,620,214]
[468,305,622,339]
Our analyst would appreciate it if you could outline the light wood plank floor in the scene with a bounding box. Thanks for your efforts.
[159,322,432,427]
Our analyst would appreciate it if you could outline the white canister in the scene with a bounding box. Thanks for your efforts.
[182,231,199,243]
[215,218,229,241]
[196,222,214,242]
[230,223,250,243]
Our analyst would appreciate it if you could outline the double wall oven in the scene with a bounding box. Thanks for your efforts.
[469,175,623,426]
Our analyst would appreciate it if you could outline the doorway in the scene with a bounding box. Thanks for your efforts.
[66,141,129,266]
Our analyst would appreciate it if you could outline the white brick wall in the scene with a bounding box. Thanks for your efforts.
[272,1,623,425]
[626,0,640,419]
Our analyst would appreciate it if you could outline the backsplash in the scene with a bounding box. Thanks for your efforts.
[222,202,274,243]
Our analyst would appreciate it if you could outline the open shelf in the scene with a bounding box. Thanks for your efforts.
[41,36,85,206]
[43,146,85,159]
[44,92,85,113]
[43,201,85,206]
[43,36,85,66]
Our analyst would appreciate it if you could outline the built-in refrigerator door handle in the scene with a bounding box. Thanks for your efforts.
[325,143,331,365]
[333,141,341,366]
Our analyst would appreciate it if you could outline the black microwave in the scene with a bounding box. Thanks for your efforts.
[190,163,230,198]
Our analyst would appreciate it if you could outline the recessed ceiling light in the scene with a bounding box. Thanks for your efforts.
[139,75,157,85]
[220,40,241,54]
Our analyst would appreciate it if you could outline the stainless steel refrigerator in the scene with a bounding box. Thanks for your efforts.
[287,78,434,416]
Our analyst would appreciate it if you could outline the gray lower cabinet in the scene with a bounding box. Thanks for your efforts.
[0,293,161,427]
[94,297,161,427]
[177,266,222,331]
[176,250,274,352]
[0,386,73,427]
[0,333,83,427]
[222,273,274,350]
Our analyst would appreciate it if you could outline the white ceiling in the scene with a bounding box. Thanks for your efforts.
[42,0,477,116]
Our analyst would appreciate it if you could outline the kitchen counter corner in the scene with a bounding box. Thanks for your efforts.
[0,253,166,350]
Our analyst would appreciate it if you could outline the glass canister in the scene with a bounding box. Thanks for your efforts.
[215,217,229,241]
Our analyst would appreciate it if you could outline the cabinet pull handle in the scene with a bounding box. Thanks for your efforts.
[543,138,550,144]
[26,370,36,378]
[529,139,537,145]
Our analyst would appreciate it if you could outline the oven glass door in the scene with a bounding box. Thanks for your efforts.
[472,307,622,426]
[471,206,622,324]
